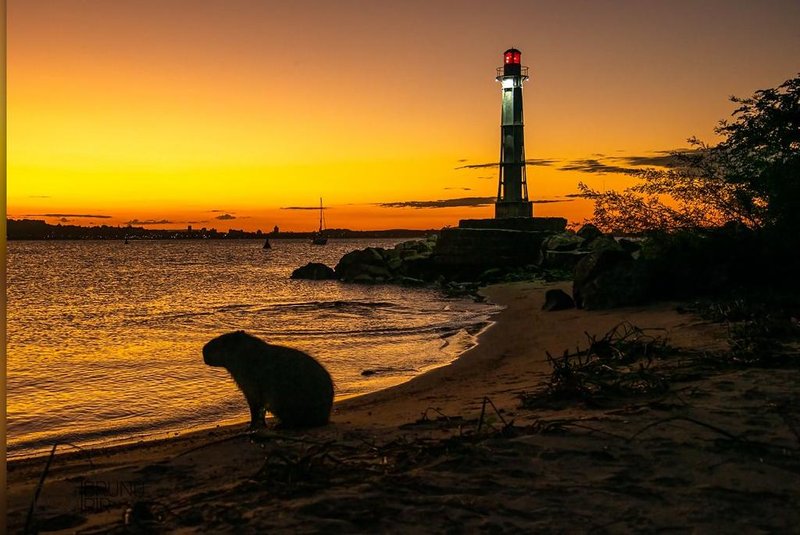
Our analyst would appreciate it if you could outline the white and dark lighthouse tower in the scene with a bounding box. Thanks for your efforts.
[495,48,533,219]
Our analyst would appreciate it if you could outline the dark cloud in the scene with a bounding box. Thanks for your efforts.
[209,209,230,213]
[444,187,473,191]
[456,158,468,163]
[215,213,236,220]
[614,150,694,167]
[378,197,495,209]
[532,199,575,204]
[455,158,557,170]
[35,213,112,219]
[281,206,332,210]
[559,159,638,174]
[126,219,173,226]
[559,150,695,175]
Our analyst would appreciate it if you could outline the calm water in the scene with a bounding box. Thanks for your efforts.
[6,239,498,459]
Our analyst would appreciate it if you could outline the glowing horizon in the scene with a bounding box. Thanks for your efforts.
[8,1,800,231]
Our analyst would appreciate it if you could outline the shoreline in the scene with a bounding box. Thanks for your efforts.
[5,298,499,466]
[1,277,707,466]
[9,281,800,532]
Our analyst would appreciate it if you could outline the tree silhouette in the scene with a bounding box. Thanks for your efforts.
[580,74,800,234]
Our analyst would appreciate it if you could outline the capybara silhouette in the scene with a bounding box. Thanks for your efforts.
[203,331,334,428]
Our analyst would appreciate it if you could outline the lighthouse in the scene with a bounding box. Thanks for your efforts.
[495,48,533,219]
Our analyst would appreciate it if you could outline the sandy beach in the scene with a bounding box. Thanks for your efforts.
[7,281,800,533]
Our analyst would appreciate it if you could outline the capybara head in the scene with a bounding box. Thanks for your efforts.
[203,330,251,367]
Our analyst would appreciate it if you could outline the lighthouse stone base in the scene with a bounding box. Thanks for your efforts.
[495,201,533,219]
[431,216,567,279]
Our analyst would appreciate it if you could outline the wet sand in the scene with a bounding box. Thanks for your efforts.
[7,281,800,532]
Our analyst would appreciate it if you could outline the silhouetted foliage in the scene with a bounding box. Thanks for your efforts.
[579,74,800,233]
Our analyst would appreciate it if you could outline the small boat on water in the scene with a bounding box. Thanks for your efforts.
[263,238,271,249]
[311,197,328,245]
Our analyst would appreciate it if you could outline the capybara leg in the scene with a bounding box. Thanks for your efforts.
[247,402,266,430]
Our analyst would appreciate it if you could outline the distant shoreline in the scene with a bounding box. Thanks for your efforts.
[6,218,438,241]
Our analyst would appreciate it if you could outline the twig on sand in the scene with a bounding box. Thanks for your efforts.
[477,396,511,433]
[419,406,454,422]
[626,415,798,455]
[627,415,742,442]
[25,442,95,535]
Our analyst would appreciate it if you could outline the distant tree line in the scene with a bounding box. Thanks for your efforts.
[6,219,436,240]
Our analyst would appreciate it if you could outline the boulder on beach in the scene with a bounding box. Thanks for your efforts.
[576,223,604,242]
[542,250,590,271]
[587,235,624,253]
[542,289,575,311]
[542,233,585,252]
[573,249,650,309]
[290,262,337,280]
[331,241,437,283]
[334,247,389,282]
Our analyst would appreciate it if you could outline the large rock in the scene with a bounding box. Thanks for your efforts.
[573,250,650,309]
[290,262,337,280]
[396,254,436,280]
[393,239,434,255]
[542,289,575,311]
[328,241,438,284]
[542,232,585,252]
[576,223,604,242]
[618,238,642,254]
[587,235,624,253]
[334,247,389,282]
[542,250,591,271]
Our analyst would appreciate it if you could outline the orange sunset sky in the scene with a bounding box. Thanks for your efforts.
[7,1,800,232]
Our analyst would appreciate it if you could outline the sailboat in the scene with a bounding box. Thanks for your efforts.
[311,197,328,245]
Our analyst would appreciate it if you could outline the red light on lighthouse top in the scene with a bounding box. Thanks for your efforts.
[504,48,521,65]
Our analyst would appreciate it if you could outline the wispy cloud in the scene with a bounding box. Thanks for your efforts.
[444,187,473,191]
[559,150,693,175]
[456,150,688,176]
[126,219,173,226]
[281,205,332,210]
[215,213,236,220]
[455,158,557,170]
[28,195,51,199]
[559,159,637,174]
[533,199,575,204]
[34,213,112,219]
[614,151,691,167]
[378,197,495,209]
